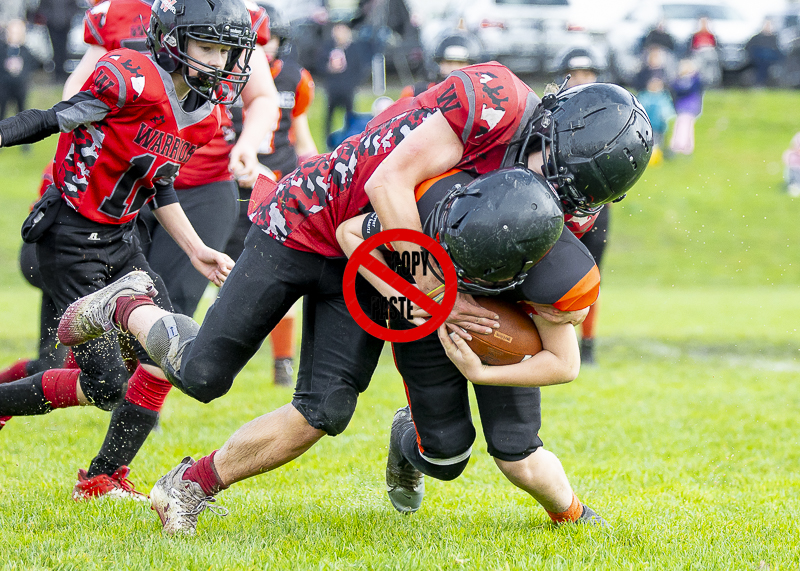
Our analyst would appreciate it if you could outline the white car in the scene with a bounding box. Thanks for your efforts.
[446,0,596,74]
[607,0,761,84]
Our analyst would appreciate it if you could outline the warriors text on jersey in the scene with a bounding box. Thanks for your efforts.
[53,49,219,224]
[248,62,541,258]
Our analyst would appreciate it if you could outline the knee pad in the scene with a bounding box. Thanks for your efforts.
[317,386,358,436]
[145,314,199,392]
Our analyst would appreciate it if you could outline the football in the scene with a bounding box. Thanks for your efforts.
[464,297,542,366]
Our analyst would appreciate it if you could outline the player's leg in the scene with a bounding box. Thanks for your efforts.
[578,206,610,365]
[474,384,606,526]
[150,261,384,535]
[146,180,238,317]
[386,318,477,513]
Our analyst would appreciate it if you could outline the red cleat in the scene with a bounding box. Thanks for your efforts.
[72,466,149,502]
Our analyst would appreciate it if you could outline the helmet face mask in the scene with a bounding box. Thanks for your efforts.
[426,168,564,296]
[148,0,256,105]
[518,83,654,216]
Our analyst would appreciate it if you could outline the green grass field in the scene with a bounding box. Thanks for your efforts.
[0,83,799,570]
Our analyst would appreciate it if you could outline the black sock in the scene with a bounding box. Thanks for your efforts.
[87,399,158,478]
[0,373,52,415]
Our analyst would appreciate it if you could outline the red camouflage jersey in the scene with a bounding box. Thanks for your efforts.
[53,49,220,224]
[84,0,152,53]
[176,1,270,188]
[248,62,541,257]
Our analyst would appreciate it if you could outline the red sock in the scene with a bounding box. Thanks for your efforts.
[124,365,172,412]
[41,369,81,409]
[547,492,583,523]
[114,295,156,332]
[0,360,30,384]
[62,350,79,370]
[183,450,228,496]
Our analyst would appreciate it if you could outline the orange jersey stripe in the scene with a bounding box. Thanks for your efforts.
[553,264,600,311]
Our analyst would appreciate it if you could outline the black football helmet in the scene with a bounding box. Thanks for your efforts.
[147,0,256,105]
[517,82,653,216]
[427,167,564,295]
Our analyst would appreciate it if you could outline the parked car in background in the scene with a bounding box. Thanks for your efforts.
[438,0,598,76]
[607,0,761,85]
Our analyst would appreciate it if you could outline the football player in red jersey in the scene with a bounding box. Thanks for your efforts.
[43,0,278,501]
[0,0,256,497]
[336,169,605,524]
[59,65,651,534]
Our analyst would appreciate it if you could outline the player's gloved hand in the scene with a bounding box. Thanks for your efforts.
[229,142,260,188]
[410,291,499,339]
[437,325,489,382]
[190,245,235,287]
[526,302,589,326]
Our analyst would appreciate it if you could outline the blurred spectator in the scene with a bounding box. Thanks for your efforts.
[746,19,783,87]
[0,19,35,121]
[690,17,717,51]
[318,22,367,139]
[639,20,675,55]
[633,46,674,91]
[326,95,393,149]
[35,0,82,82]
[0,0,30,24]
[636,75,675,164]
[557,45,605,88]
[783,133,800,197]
[669,59,704,156]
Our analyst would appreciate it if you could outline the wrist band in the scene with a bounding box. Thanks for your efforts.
[426,284,446,299]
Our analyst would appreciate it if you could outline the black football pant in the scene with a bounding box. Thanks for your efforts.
[389,315,544,481]
[177,227,385,436]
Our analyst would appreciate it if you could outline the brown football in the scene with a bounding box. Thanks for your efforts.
[464,297,543,366]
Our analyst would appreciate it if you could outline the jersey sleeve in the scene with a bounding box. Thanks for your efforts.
[90,51,151,111]
[292,69,315,117]
[429,72,475,145]
[248,4,270,46]
[511,228,600,311]
[83,1,111,47]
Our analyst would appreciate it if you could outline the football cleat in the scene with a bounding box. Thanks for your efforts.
[386,406,424,514]
[578,504,608,527]
[0,416,10,431]
[58,271,157,346]
[273,358,294,387]
[150,457,227,536]
[580,338,596,367]
[72,466,149,502]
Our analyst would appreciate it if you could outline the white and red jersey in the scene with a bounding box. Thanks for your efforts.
[83,0,152,53]
[248,62,541,258]
[175,2,270,188]
[53,49,219,225]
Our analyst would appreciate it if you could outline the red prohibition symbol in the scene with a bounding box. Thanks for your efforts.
[343,228,458,343]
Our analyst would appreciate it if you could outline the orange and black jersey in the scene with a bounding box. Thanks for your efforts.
[257,55,315,179]
[362,170,600,312]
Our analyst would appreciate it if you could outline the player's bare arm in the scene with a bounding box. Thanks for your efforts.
[62,45,108,100]
[229,44,279,188]
[437,313,580,387]
[153,202,234,287]
[525,302,590,326]
[364,111,499,334]
[291,112,317,160]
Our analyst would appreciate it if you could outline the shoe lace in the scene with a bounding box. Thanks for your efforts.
[170,487,228,519]
[81,298,115,334]
[388,460,423,492]
[113,473,143,496]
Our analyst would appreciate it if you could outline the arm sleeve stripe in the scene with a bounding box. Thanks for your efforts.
[84,17,105,46]
[55,96,112,132]
[451,70,475,145]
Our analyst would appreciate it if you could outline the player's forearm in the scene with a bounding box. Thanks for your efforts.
[152,202,206,258]
[237,45,278,150]
[0,108,59,146]
[292,114,318,158]
[473,350,579,387]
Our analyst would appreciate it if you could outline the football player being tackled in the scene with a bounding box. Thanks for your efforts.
[0,0,256,494]
[59,67,651,534]
[338,167,605,524]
